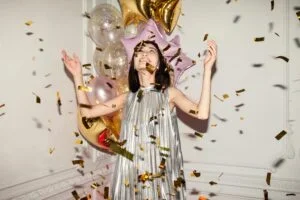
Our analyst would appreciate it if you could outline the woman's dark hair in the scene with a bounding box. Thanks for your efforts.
[128,40,170,93]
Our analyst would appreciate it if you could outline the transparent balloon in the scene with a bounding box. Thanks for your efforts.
[88,3,124,48]
[93,42,128,79]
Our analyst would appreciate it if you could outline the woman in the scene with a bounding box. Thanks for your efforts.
[62,39,217,199]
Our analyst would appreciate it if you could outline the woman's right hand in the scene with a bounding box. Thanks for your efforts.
[61,49,82,78]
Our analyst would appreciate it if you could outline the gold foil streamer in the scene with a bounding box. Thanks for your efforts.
[275,130,287,140]
[105,138,134,161]
[78,85,92,92]
[146,63,156,74]
[266,172,271,185]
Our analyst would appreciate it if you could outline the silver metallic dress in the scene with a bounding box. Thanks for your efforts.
[110,85,186,200]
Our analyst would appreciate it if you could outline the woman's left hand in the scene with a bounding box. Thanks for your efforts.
[204,40,217,70]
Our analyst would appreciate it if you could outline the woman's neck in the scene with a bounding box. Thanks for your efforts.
[138,70,155,87]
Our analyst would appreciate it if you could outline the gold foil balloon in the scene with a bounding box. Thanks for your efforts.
[77,111,114,153]
[93,42,128,79]
[88,3,124,48]
[118,0,147,26]
[118,0,182,34]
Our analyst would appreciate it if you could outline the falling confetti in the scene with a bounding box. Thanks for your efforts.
[274,56,289,63]
[271,0,274,11]
[25,20,33,26]
[203,33,208,41]
[266,172,271,185]
[254,37,265,42]
[275,130,287,140]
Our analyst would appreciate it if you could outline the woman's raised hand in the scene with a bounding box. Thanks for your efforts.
[204,40,217,70]
[61,49,82,78]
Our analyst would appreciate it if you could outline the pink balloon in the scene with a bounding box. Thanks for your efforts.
[87,75,118,105]
[121,19,195,85]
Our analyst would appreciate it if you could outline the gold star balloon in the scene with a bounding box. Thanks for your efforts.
[118,0,182,34]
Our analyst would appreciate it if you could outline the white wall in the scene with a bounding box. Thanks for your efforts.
[0,0,299,199]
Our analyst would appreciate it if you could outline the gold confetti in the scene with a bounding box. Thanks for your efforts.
[82,12,91,19]
[57,91,62,115]
[203,33,208,41]
[159,158,166,169]
[105,138,134,161]
[75,139,83,144]
[111,104,116,108]
[274,56,289,62]
[44,84,52,88]
[78,85,92,92]
[32,92,41,104]
[264,189,268,200]
[137,90,144,102]
[0,104,5,108]
[266,172,271,185]
[169,48,181,62]
[235,88,245,95]
[96,47,103,51]
[159,146,170,151]
[211,124,217,127]
[49,147,55,154]
[240,117,244,120]
[174,177,185,188]
[195,132,203,138]
[104,64,112,69]
[72,159,84,168]
[271,0,274,11]
[146,63,156,74]
[223,94,229,99]
[214,94,224,102]
[74,132,80,137]
[124,178,130,187]
[209,181,217,185]
[191,170,201,177]
[71,190,80,200]
[254,37,265,42]
[275,130,287,140]
[104,187,109,199]
[189,109,199,115]
[25,20,33,26]
[297,11,300,21]
[26,32,33,36]
[163,44,171,52]
[82,63,91,69]
[91,182,100,189]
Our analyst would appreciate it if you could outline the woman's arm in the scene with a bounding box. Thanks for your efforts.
[80,92,128,118]
[61,50,127,118]
[169,40,217,120]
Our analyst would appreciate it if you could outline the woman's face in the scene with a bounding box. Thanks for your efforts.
[133,43,159,72]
